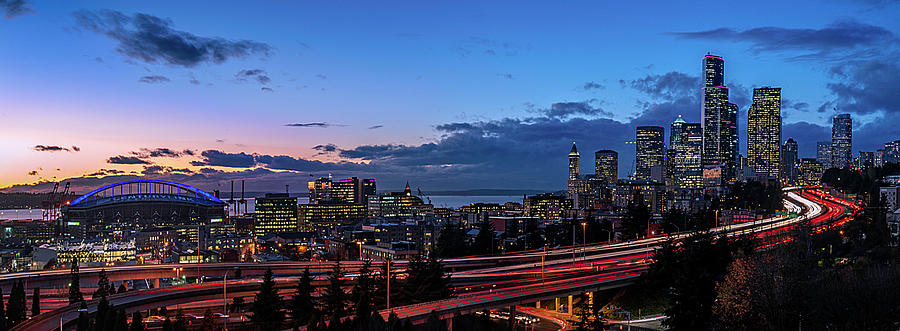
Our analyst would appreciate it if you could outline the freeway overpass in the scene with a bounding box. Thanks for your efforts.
[12,187,860,330]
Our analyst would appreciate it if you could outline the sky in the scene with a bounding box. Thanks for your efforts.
[1,0,899,194]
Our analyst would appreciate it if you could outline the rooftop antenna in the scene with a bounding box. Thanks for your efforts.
[239,180,246,216]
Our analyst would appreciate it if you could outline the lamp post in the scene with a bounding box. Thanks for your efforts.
[223,272,228,331]
[580,221,586,261]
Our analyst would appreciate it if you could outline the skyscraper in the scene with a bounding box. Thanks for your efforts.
[816,141,832,169]
[568,143,580,180]
[700,53,739,183]
[594,150,618,184]
[782,138,798,185]
[747,87,782,179]
[831,113,852,169]
[636,126,665,180]
[670,116,703,189]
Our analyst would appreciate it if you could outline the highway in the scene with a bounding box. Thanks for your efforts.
[11,187,859,330]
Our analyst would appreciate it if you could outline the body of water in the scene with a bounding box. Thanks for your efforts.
[0,209,44,221]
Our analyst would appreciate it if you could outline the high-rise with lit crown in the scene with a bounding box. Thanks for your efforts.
[831,113,852,169]
[700,53,739,183]
[748,87,782,180]
[594,150,618,184]
[568,143,580,180]
[636,126,665,180]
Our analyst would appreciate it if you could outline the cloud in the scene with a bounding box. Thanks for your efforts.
[535,99,613,119]
[826,57,900,115]
[261,87,273,92]
[583,82,605,90]
[284,122,346,128]
[85,168,126,177]
[628,71,700,100]
[130,147,193,158]
[498,73,514,80]
[73,10,271,67]
[1,0,32,19]
[33,145,80,152]
[190,150,256,168]
[106,155,151,164]
[672,21,896,60]
[27,170,38,176]
[312,144,339,154]
[315,74,327,80]
[236,69,270,84]
[367,125,384,130]
[138,75,170,84]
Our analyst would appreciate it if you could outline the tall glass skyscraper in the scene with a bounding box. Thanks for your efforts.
[594,150,618,184]
[636,126,665,180]
[831,113,852,169]
[700,53,739,183]
[817,141,833,169]
[670,116,703,189]
[748,87,782,179]
[782,138,798,185]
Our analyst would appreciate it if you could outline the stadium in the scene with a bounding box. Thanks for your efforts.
[62,179,226,238]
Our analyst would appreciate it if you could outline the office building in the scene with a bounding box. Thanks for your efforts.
[884,140,900,165]
[524,194,573,220]
[831,113,852,169]
[857,151,874,169]
[367,183,431,218]
[253,193,299,235]
[799,158,824,186]
[670,116,703,190]
[817,141,833,169]
[782,138,799,185]
[308,177,376,205]
[594,150,618,184]
[569,143,580,180]
[701,54,739,182]
[636,126,665,180]
[747,87,782,180]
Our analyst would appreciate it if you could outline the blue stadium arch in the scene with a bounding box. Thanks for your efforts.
[69,179,224,208]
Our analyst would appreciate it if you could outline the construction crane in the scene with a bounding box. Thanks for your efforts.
[417,188,432,205]
[43,183,59,221]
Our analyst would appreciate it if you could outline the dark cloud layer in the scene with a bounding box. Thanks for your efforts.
[33,145,80,152]
[538,100,613,119]
[236,69,270,84]
[673,21,895,60]
[0,0,32,19]
[284,122,346,128]
[73,10,270,67]
[106,155,151,164]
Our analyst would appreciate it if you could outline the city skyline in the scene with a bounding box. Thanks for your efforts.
[2,0,900,193]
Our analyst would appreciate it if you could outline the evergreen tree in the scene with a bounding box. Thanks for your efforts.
[573,299,606,331]
[101,303,119,331]
[401,255,452,304]
[161,318,173,331]
[290,268,317,327]
[351,260,376,321]
[471,221,495,255]
[6,281,25,327]
[130,311,145,331]
[115,308,128,331]
[230,297,244,313]
[250,268,283,330]
[96,296,110,331]
[68,257,84,304]
[323,263,347,319]
[76,311,90,331]
[158,306,168,318]
[31,287,40,318]
[434,223,468,258]
[423,310,446,331]
[173,309,187,331]
[621,198,651,239]
[117,283,127,294]
[95,269,111,299]
[202,308,217,331]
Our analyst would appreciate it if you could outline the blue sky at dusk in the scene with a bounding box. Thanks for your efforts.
[1,0,899,193]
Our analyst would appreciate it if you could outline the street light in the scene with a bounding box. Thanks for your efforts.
[581,222,587,261]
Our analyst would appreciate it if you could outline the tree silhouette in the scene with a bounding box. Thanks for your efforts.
[68,257,84,304]
[250,268,283,330]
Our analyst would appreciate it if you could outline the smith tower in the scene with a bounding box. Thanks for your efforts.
[701,53,739,182]
[568,142,580,180]
[748,87,782,180]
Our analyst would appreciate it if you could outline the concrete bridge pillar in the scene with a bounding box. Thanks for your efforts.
[588,292,594,306]
[508,305,517,329]
[536,300,541,308]
[153,278,160,289]
[567,295,573,314]
[447,315,453,331]
[555,297,560,311]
